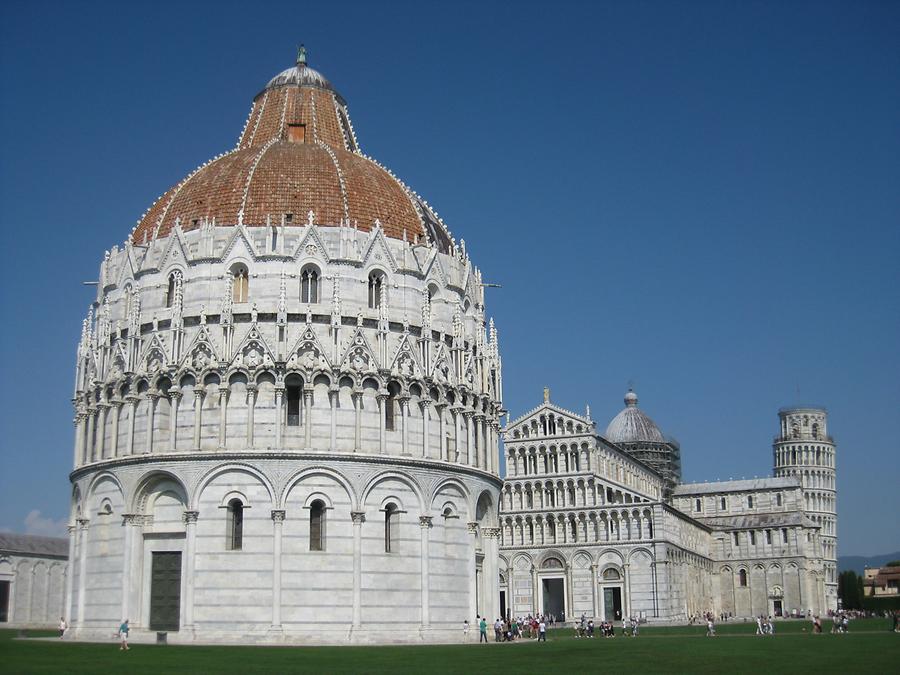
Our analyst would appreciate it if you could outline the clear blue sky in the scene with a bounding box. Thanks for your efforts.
[1,1,897,556]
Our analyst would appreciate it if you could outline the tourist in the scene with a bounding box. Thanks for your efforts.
[767,616,774,635]
[463,619,469,640]
[631,616,639,636]
[479,616,488,643]
[58,617,67,639]
[706,617,716,637]
[756,615,763,635]
[538,619,547,642]
[118,619,130,651]
[587,619,595,638]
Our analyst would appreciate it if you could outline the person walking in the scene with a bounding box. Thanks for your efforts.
[118,619,130,651]
[706,618,716,637]
[479,616,488,643]
[58,617,67,639]
[538,619,547,642]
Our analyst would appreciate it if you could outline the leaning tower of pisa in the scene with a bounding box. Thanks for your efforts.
[773,407,837,611]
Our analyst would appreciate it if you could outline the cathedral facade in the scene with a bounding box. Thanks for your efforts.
[498,391,836,623]
[65,51,503,643]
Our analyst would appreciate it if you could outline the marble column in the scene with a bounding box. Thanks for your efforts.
[303,387,313,450]
[145,394,158,453]
[271,510,285,629]
[85,408,96,463]
[351,511,366,628]
[377,394,388,455]
[192,388,203,450]
[120,515,137,623]
[274,387,284,450]
[624,562,632,618]
[352,391,363,451]
[467,522,479,621]
[168,392,181,452]
[435,404,447,461]
[465,411,475,467]
[419,516,433,628]
[329,387,338,451]
[110,402,121,458]
[96,404,108,460]
[125,396,137,456]
[73,413,85,468]
[400,397,410,455]
[75,518,89,626]
[218,389,228,448]
[421,398,431,459]
[182,511,199,629]
[246,385,257,448]
[591,563,600,618]
[63,525,76,625]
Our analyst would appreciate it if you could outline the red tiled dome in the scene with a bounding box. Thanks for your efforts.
[133,55,452,252]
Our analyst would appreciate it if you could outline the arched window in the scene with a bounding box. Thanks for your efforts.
[385,384,399,431]
[776,493,783,507]
[384,503,399,553]
[309,500,325,551]
[232,265,249,303]
[300,265,319,304]
[123,285,133,321]
[368,271,384,309]
[285,375,302,427]
[738,569,748,587]
[811,423,819,439]
[165,272,177,308]
[602,568,620,581]
[747,495,754,508]
[226,499,243,551]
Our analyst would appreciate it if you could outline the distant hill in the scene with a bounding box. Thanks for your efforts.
[838,552,900,574]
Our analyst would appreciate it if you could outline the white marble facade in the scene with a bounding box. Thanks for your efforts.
[0,535,68,627]
[499,392,833,623]
[67,180,504,644]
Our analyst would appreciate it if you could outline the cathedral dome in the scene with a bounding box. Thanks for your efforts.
[605,389,666,444]
[132,50,452,252]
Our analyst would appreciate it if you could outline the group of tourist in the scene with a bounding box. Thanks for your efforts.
[471,614,548,643]
[755,615,776,635]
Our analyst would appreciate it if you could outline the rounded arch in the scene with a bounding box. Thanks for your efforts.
[537,549,567,569]
[130,469,189,513]
[627,547,654,564]
[474,489,497,527]
[281,465,358,511]
[361,471,425,512]
[429,477,471,514]
[191,463,276,511]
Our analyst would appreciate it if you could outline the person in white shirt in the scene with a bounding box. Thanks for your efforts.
[538,620,547,642]
[58,617,67,639]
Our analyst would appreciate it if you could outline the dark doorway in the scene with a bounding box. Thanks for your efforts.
[0,580,9,622]
[774,600,783,617]
[150,552,182,631]
[542,578,565,620]
[499,590,507,620]
[603,586,623,620]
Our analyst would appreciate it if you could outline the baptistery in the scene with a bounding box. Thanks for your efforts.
[66,49,503,643]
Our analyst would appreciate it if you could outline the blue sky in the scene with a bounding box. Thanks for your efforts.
[1,0,897,556]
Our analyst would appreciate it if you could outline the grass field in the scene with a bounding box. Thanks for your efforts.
[1,620,897,674]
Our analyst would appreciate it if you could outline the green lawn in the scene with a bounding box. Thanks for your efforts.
[1,621,897,674]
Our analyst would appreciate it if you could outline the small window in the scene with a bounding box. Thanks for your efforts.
[385,503,399,553]
[765,530,772,545]
[749,531,756,545]
[695,498,702,513]
[368,271,385,309]
[286,382,302,426]
[739,569,748,587]
[720,497,727,510]
[232,265,249,303]
[226,499,244,551]
[782,528,788,544]
[309,500,325,551]
[385,389,396,431]
[747,495,754,509]
[165,272,179,308]
[300,266,319,304]
[776,493,783,507]
[733,532,739,546]
[287,124,306,143]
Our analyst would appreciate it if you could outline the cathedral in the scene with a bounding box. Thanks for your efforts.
[0,50,836,641]
[499,390,836,622]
